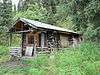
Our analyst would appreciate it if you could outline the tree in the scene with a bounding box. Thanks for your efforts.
[0,0,12,46]
[0,0,12,31]
[15,0,100,42]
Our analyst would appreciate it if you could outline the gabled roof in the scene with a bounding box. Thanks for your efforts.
[13,18,79,34]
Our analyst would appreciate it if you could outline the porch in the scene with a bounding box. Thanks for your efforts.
[9,29,60,57]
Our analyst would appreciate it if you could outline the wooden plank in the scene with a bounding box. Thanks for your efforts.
[10,47,21,56]
[25,46,33,56]
[60,34,69,48]
[34,32,39,47]
[15,30,33,33]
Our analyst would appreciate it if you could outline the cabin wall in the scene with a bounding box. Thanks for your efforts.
[47,31,58,48]
[67,34,82,47]
[15,21,29,31]
[22,31,48,54]
[72,35,82,47]
[22,32,39,56]
[21,31,81,56]
[54,32,61,48]
[34,32,40,47]
[60,34,69,48]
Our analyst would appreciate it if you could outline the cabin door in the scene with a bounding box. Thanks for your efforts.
[25,33,34,56]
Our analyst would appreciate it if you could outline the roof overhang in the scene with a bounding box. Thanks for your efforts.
[9,18,81,35]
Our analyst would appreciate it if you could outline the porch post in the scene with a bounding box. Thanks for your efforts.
[21,33,24,56]
[41,32,45,48]
[9,33,12,46]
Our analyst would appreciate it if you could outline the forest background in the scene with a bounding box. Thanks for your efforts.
[0,0,100,46]
[0,0,100,75]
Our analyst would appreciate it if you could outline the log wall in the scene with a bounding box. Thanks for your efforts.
[60,34,69,48]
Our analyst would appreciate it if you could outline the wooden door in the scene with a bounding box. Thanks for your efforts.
[25,33,34,56]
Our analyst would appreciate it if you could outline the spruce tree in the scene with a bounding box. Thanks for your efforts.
[0,0,12,46]
[0,0,12,32]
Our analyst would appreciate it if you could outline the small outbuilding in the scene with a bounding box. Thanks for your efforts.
[9,18,82,57]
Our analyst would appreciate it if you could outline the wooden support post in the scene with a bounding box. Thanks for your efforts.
[56,32,60,50]
[41,32,45,48]
[21,33,24,56]
[9,33,12,46]
[34,44,37,57]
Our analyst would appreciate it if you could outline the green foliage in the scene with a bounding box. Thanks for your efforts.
[0,0,12,30]
[14,0,100,41]
[0,0,100,45]
[0,33,9,46]
[0,0,13,46]
[79,42,100,61]
[11,34,22,47]
[0,42,100,75]
[15,3,47,22]
[0,46,10,63]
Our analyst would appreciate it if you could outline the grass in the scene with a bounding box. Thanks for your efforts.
[0,42,100,75]
[0,46,10,63]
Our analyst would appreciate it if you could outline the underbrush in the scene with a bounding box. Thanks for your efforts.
[0,42,100,75]
[0,46,10,63]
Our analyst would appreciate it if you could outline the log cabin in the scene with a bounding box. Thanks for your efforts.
[9,18,82,57]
